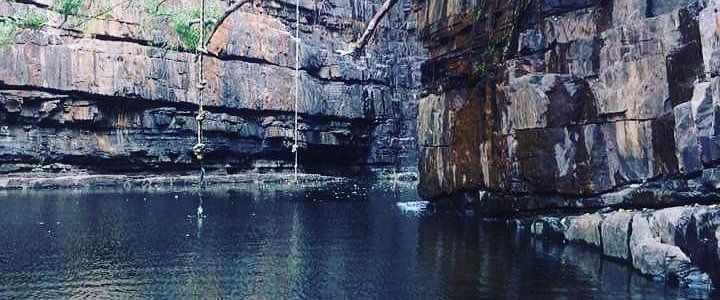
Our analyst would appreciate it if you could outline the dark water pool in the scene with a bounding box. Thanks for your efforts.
[0,182,714,299]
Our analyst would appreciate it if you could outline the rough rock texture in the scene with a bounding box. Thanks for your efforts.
[563,213,603,246]
[0,0,425,175]
[415,0,720,211]
[530,215,565,239]
[600,210,633,260]
[531,205,720,289]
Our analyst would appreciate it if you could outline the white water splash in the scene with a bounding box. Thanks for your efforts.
[396,201,429,215]
[196,205,204,238]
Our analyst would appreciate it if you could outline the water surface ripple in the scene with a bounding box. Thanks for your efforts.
[0,182,713,299]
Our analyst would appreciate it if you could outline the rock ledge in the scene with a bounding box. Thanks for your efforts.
[531,204,720,290]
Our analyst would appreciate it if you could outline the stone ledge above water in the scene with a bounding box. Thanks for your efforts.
[451,164,720,215]
[530,204,720,290]
[0,172,349,190]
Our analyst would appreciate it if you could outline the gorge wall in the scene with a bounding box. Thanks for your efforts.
[0,0,424,176]
[5,0,720,216]
[416,0,720,213]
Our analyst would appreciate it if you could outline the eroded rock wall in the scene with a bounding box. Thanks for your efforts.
[0,0,425,175]
[416,0,720,212]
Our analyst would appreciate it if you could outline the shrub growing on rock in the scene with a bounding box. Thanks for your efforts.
[0,9,46,49]
[0,19,15,48]
[145,1,221,51]
[14,10,47,30]
[53,0,83,16]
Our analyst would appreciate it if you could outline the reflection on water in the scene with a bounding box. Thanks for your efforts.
[0,182,713,299]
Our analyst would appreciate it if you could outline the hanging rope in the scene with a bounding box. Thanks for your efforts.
[190,0,300,184]
[194,0,208,190]
[292,0,300,182]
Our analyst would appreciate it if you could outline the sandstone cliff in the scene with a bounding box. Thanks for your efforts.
[0,0,424,175]
[415,0,720,213]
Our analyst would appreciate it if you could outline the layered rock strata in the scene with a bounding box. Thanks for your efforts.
[0,0,424,175]
[415,0,720,211]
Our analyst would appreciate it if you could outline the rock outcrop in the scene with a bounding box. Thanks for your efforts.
[531,204,720,289]
[415,0,720,211]
[0,0,425,175]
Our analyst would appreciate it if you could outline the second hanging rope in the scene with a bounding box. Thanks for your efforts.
[292,0,300,182]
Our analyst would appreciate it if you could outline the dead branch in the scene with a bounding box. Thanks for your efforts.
[336,0,397,56]
[204,0,254,47]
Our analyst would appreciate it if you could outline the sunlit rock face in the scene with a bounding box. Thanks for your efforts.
[0,0,425,174]
[415,0,720,211]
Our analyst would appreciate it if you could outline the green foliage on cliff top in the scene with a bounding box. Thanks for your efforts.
[168,7,205,51]
[0,8,47,49]
[53,0,83,16]
[0,0,222,53]
[50,0,90,29]
[14,10,47,30]
[144,1,222,51]
[88,0,120,19]
[0,19,16,48]
[49,0,119,29]
[475,62,487,77]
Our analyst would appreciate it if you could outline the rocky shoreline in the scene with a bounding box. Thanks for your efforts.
[529,204,720,290]
[0,168,421,190]
[453,165,720,215]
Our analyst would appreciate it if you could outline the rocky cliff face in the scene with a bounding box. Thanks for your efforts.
[416,0,720,213]
[0,0,424,176]
[7,0,720,215]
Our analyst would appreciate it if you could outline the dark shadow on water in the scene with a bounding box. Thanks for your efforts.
[0,183,715,299]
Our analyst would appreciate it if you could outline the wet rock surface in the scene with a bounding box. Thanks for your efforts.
[530,205,720,289]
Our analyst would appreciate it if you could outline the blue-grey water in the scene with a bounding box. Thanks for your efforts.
[0,181,713,299]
